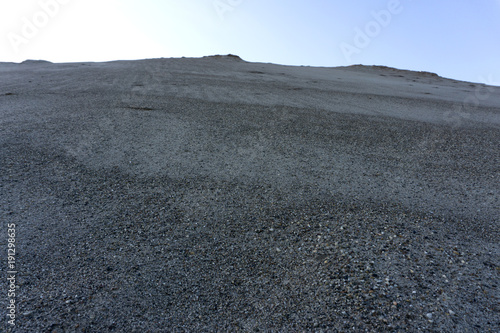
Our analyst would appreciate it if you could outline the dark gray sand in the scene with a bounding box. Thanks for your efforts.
[1,56,499,331]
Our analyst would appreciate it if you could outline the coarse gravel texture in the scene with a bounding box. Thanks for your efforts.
[0,56,499,332]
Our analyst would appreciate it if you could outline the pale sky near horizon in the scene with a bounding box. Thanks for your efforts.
[1,0,499,85]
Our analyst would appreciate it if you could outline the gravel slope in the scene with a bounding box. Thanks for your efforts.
[1,56,499,332]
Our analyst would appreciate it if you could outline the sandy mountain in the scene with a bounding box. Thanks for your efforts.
[1,55,498,332]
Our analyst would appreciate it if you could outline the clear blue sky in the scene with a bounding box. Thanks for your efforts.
[1,0,499,84]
